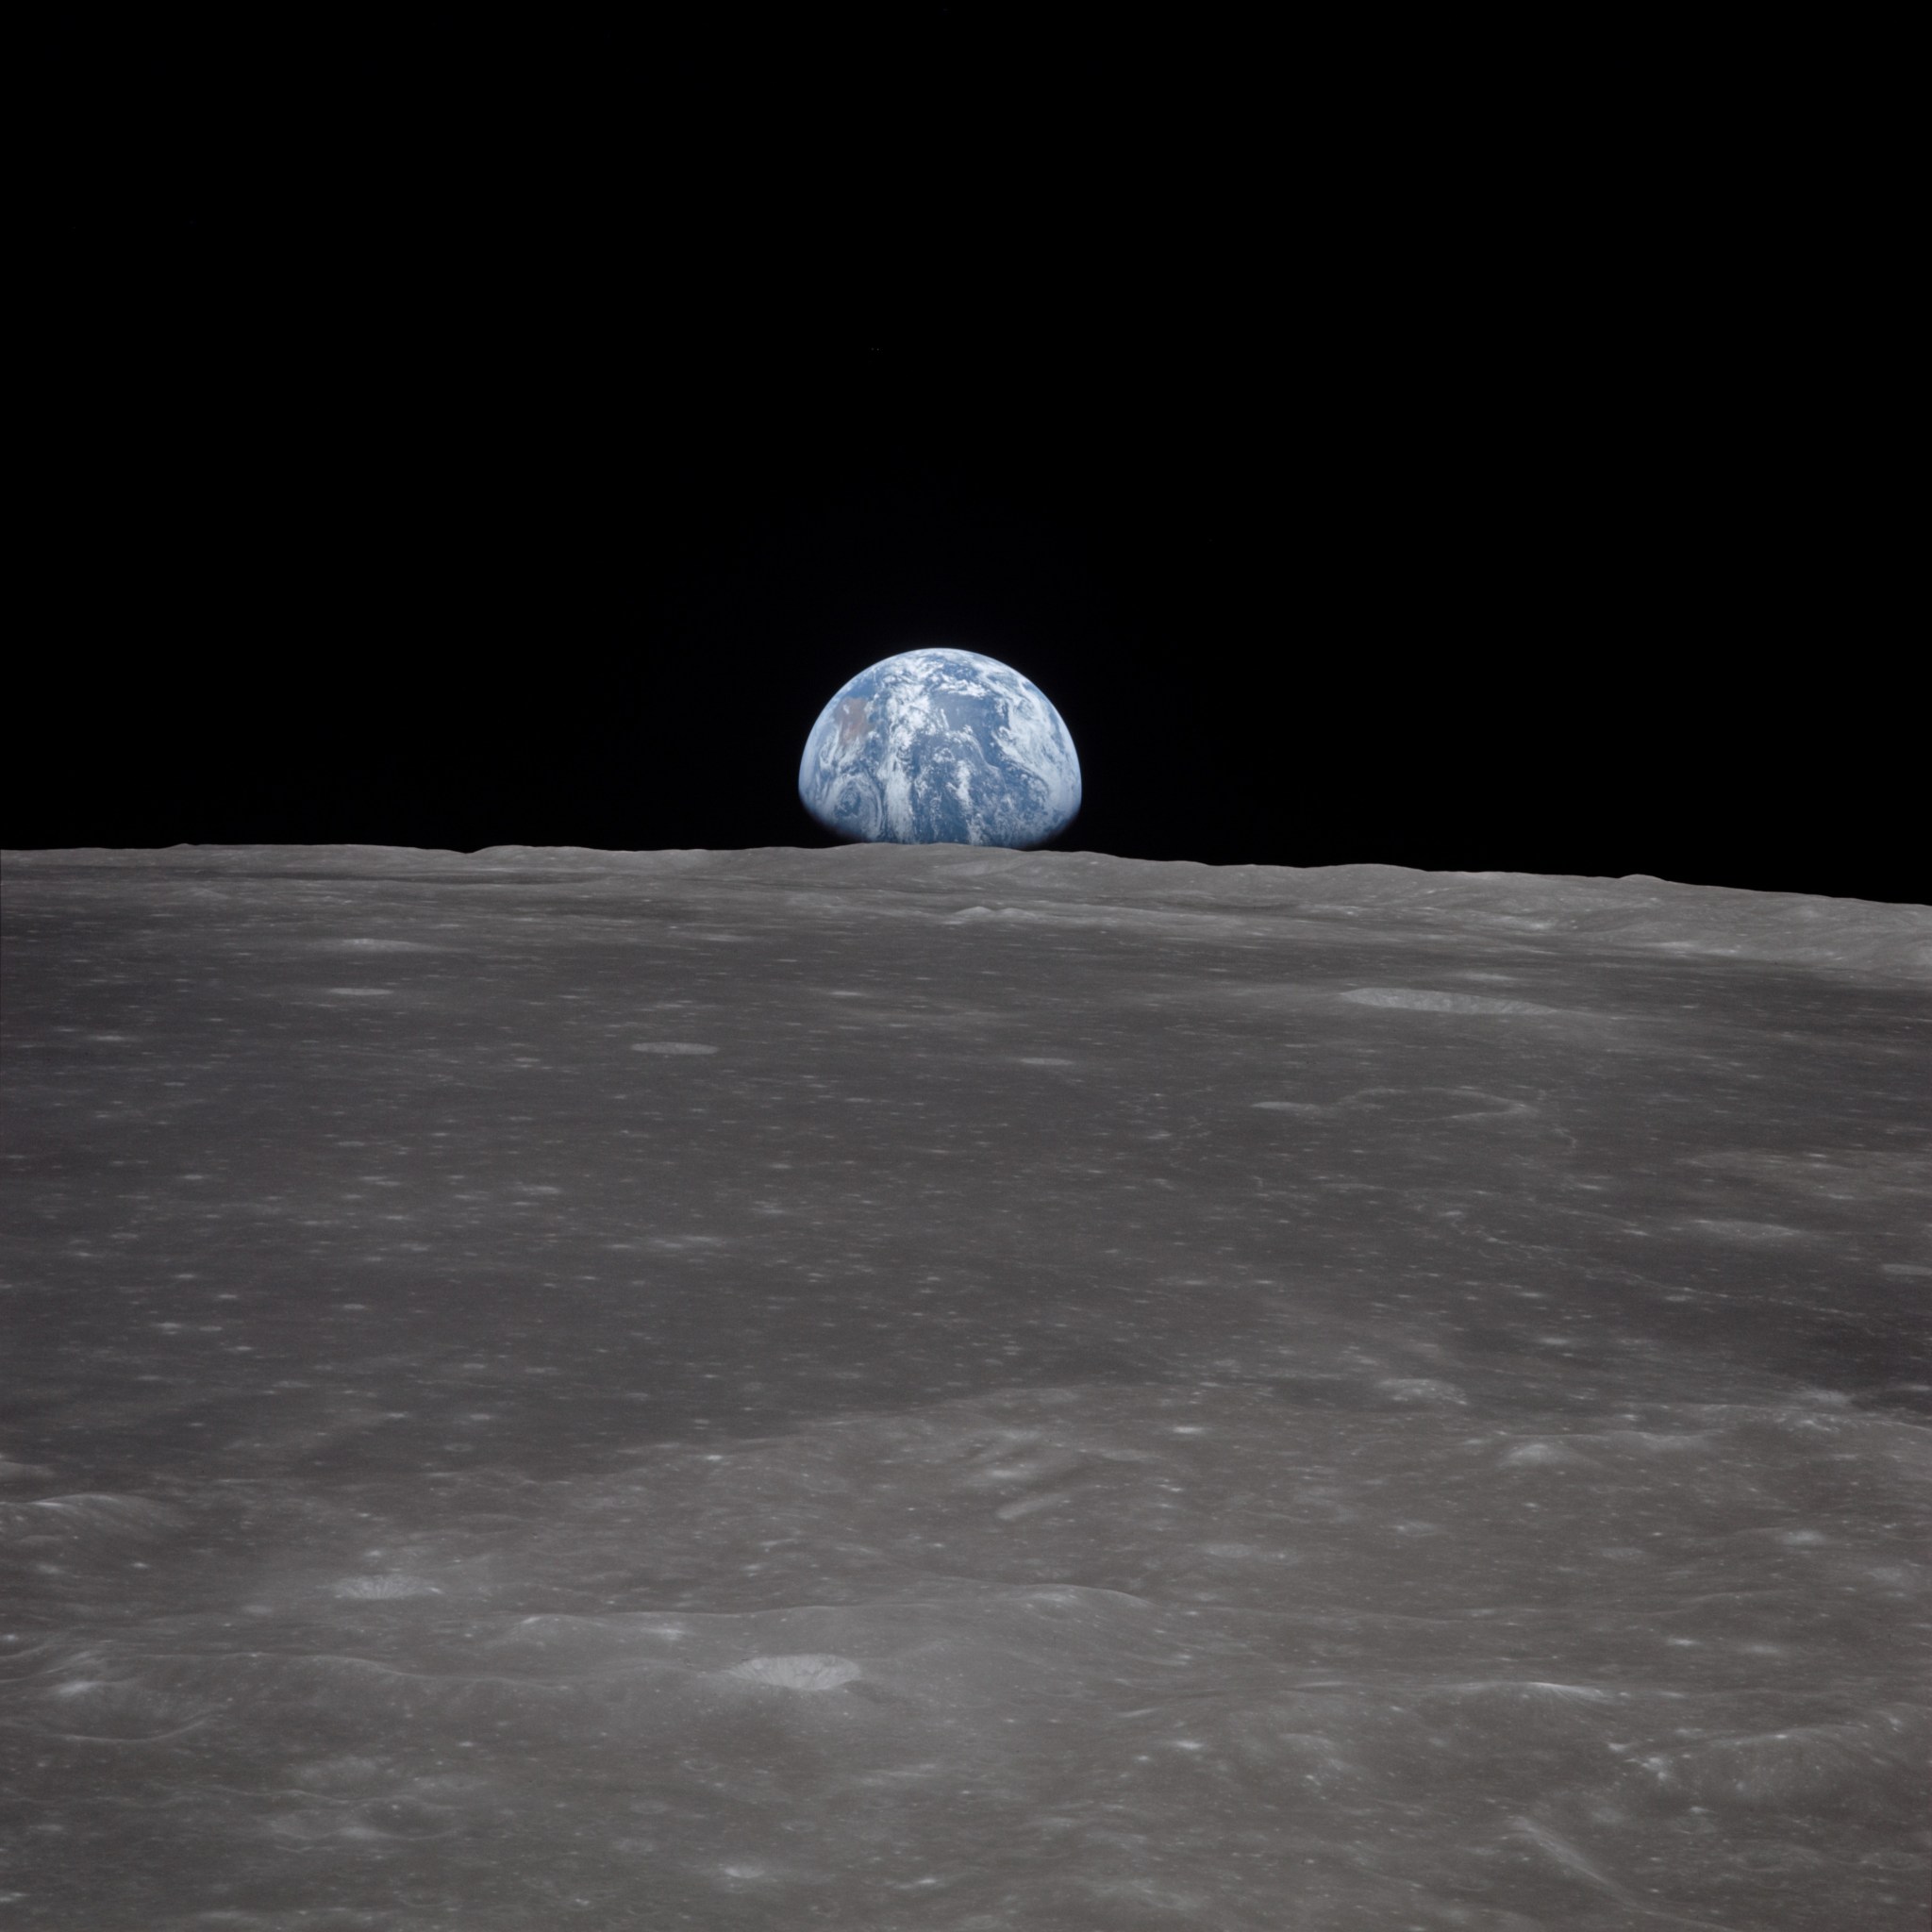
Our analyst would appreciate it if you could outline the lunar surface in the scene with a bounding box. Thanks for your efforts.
[2,844,1928,1930]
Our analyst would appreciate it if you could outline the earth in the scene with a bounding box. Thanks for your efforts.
[798,648,1082,847]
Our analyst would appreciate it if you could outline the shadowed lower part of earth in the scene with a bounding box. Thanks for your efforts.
[1,842,1928,1931]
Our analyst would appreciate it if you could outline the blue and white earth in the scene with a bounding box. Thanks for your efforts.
[798,648,1082,848]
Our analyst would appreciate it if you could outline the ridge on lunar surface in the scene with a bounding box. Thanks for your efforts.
[2,845,1927,1930]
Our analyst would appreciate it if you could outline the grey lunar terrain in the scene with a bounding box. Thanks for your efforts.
[2,843,1929,1931]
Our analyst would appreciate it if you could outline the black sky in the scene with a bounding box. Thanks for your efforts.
[18,14,1914,904]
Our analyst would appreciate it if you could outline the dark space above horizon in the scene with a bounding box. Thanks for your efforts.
[17,337,1920,904]
[14,375,1918,908]
[25,19,1915,907]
